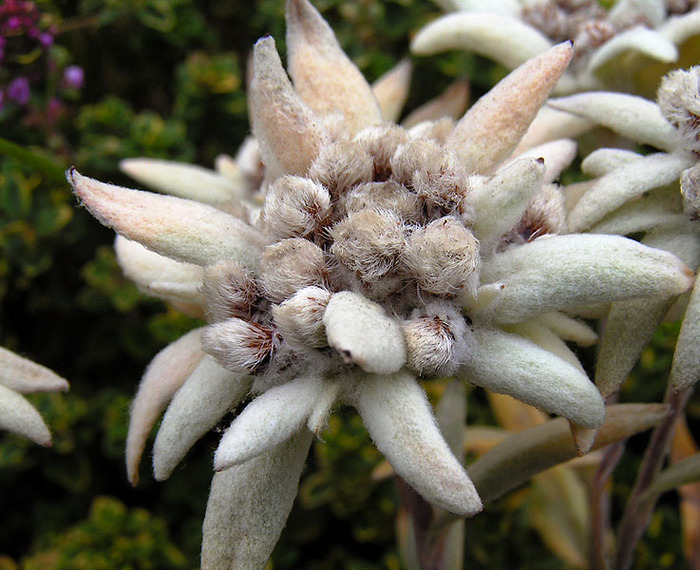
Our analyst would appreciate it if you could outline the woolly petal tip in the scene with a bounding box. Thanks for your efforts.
[0,346,69,394]
[356,371,482,517]
[372,59,412,123]
[68,168,267,268]
[0,383,53,446]
[448,41,573,174]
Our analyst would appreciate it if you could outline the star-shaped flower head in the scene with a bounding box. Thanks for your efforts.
[67,1,694,567]
[547,66,700,399]
[0,346,69,446]
[413,0,700,95]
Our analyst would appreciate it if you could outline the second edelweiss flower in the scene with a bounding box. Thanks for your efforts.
[66,0,694,567]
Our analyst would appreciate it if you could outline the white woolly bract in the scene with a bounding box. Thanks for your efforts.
[323,291,406,374]
[272,286,331,350]
[371,59,412,123]
[660,9,700,45]
[671,277,700,392]
[516,106,593,154]
[447,41,573,174]
[0,383,52,446]
[459,327,605,428]
[480,234,694,324]
[581,148,643,177]
[307,380,341,435]
[535,312,598,346]
[258,238,326,303]
[250,36,325,180]
[115,236,204,305]
[126,328,204,485]
[0,346,69,394]
[201,431,313,570]
[200,261,258,323]
[585,26,677,75]
[68,169,267,269]
[214,373,322,470]
[402,81,469,128]
[567,152,694,231]
[119,158,241,204]
[549,93,679,152]
[590,190,686,236]
[410,12,553,70]
[286,0,383,133]
[465,157,545,252]
[152,357,251,481]
[262,175,331,240]
[202,319,276,374]
[354,371,482,516]
[510,138,577,184]
[657,66,700,154]
[508,319,585,373]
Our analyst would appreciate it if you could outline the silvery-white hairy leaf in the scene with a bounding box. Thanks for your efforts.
[0,346,69,394]
[0,383,52,446]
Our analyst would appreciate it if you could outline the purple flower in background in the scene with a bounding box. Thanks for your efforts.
[38,32,53,48]
[62,65,84,90]
[7,76,30,104]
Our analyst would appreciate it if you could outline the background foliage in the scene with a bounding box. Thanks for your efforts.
[0,1,696,568]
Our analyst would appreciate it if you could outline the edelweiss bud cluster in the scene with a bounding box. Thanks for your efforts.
[658,65,700,155]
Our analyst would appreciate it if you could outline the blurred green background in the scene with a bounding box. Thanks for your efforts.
[0,1,696,568]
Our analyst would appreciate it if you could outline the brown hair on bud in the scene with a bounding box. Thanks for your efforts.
[354,124,411,182]
[262,175,332,239]
[201,318,276,373]
[201,261,259,323]
[344,180,421,222]
[258,238,327,303]
[308,140,373,198]
[272,286,331,350]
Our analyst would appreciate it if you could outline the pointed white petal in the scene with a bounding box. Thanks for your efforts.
[671,277,700,392]
[451,0,521,14]
[466,157,546,252]
[508,320,586,372]
[125,329,205,485]
[586,27,678,77]
[411,13,553,70]
[458,327,605,428]
[582,148,644,177]
[0,383,52,446]
[152,357,252,481]
[510,138,577,184]
[307,380,341,435]
[372,59,412,123]
[323,291,406,374]
[548,93,679,152]
[516,106,593,154]
[355,370,482,516]
[69,169,268,268]
[567,152,694,231]
[448,42,573,174]
[0,347,68,394]
[480,234,695,324]
[120,158,243,204]
[201,430,313,570]
[250,36,326,179]
[660,10,700,45]
[286,0,382,132]
[115,236,204,305]
[536,312,598,346]
[436,380,467,460]
[402,80,469,128]
[214,373,322,470]
[590,191,686,236]
[595,297,671,398]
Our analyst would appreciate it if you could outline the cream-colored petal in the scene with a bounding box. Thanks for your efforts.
[480,234,694,324]
[466,157,546,252]
[448,42,573,174]
[458,327,604,428]
[589,191,686,236]
[214,373,322,470]
[286,0,382,132]
[671,277,700,393]
[323,291,406,374]
[0,346,68,394]
[372,59,412,123]
[152,357,252,481]
[411,12,553,70]
[201,430,313,570]
[125,329,205,485]
[307,380,341,435]
[120,158,244,204]
[355,370,482,516]
[250,36,326,179]
[567,152,694,232]
[115,236,204,305]
[402,80,469,128]
[0,383,52,446]
[508,320,585,372]
[535,312,598,347]
[660,9,700,45]
[69,169,267,269]
[516,106,593,154]
[581,148,644,177]
[509,139,577,184]
[548,93,679,152]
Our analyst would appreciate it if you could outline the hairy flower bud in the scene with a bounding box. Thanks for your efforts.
[404,217,480,297]
[308,140,373,197]
[202,318,276,373]
[201,261,259,323]
[330,209,406,282]
[514,183,568,242]
[354,124,411,182]
[680,162,700,220]
[258,238,327,303]
[272,286,331,350]
[344,180,421,221]
[262,175,332,239]
[657,66,700,154]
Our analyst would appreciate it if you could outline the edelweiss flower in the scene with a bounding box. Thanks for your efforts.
[547,66,700,399]
[0,346,69,446]
[413,0,700,94]
[67,1,694,567]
